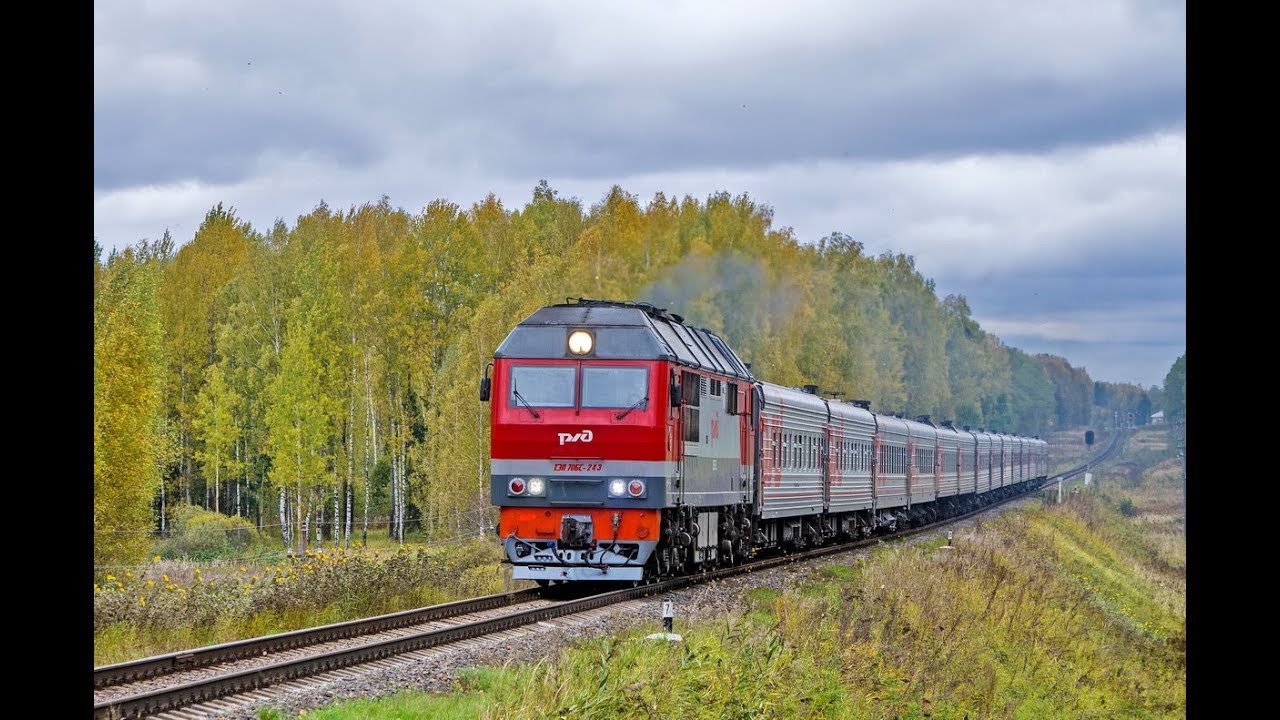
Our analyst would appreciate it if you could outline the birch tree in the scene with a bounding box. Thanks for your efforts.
[95,246,166,568]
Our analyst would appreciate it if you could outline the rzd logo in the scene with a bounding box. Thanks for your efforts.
[558,429,594,446]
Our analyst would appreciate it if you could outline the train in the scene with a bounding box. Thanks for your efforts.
[483,298,1048,584]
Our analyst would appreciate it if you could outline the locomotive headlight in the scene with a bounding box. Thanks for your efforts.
[608,478,627,497]
[527,477,546,496]
[568,330,594,355]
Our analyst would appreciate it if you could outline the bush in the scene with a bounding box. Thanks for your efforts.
[156,504,260,560]
[1118,496,1139,517]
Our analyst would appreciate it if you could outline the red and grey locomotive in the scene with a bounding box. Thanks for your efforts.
[483,298,1047,584]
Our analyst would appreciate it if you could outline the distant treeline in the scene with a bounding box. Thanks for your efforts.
[93,183,1173,567]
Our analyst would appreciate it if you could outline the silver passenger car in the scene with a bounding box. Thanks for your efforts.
[756,382,828,519]
[826,400,876,513]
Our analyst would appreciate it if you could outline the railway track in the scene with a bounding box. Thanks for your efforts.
[94,432,1121,719]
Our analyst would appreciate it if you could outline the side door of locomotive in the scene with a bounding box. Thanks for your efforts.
[677,369,702,504]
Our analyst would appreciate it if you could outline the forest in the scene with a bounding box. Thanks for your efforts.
[94,183,1173,568]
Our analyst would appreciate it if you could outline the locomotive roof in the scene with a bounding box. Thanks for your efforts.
[497,298,754,379]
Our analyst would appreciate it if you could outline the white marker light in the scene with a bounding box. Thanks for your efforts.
[609,478,626,497]
[527,477,546,496]
[568,330,594,355]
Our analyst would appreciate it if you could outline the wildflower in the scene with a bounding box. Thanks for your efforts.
[124,571,133,579]
[94,583,101,592]
[146,580,155,587]
[153,555,161,563]
[105,574,116,581]
[163,575,170,582]
[138,597,146,606]
[240,566,248,573]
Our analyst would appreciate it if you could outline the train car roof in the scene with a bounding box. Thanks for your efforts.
[902,416,938,439]
[758,382,831,415]
[827,399,876,424]
[495,298,753,379]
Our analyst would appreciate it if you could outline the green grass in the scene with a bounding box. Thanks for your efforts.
[258,690,495,720]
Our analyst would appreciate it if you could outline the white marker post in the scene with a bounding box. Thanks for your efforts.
[645,599,683,642]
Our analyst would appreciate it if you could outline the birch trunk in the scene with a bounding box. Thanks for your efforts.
[279,486,289,551]
[295,482,304,556]
[235,435,242,517]
[364,348,375,546]
[388,439,397,540]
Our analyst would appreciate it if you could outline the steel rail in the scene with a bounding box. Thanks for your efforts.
[94,587,543,688]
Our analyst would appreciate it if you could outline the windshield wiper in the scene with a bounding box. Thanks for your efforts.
[511,388,541,418]
[615,396,649,421]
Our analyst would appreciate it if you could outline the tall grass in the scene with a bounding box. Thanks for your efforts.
[94,538,516,665]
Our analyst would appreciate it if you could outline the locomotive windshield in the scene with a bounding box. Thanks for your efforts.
[507,364,650,409]
[508,365,575,407]
[581,366,648,409]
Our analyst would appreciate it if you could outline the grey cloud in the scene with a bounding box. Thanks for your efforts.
[94,1,1185,190]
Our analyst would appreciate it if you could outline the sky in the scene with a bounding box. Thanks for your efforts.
[93,0,1185,389]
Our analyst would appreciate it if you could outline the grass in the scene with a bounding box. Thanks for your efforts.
[93,537,526,665]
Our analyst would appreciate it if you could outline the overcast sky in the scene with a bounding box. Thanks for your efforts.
[93,0,1185,389]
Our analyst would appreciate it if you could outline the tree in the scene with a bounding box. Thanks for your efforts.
[159,205,252,508]
[1163,354,1186,421]
[192,363,242,514]
[95,247,166,569]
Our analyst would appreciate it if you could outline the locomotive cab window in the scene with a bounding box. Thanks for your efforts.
[509,365,576,407]
[581,366,648,409]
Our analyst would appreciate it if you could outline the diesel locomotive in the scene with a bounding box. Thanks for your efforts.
[483,298,1047,584]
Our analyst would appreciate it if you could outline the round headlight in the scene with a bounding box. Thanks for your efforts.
[508,478,526,495]
[608,478,626,497]
[568,330,593,355]
[527,477,546,496]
